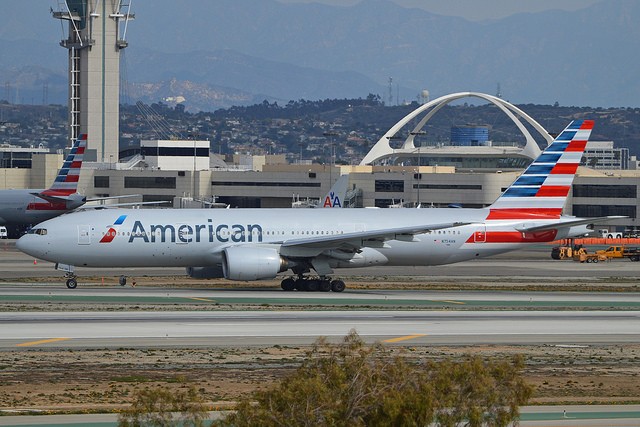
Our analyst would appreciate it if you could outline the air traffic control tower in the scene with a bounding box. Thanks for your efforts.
[53,1,134,162]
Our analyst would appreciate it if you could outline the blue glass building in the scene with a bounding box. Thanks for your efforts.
[451,125,489,146]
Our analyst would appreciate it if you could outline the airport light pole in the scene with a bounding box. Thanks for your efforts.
[323,131,338,190]
[410,131,426,207]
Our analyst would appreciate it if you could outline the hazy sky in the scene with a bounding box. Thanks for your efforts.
[277,0,602,21]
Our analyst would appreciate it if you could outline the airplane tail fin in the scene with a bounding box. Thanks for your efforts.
[322,174,349,208]
[488,120,593,220]
[38,134,87,201]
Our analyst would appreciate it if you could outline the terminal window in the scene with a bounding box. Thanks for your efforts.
[375,180,404,192]
[125,176,177,189]
[94,176,109,188]
[573,184,636,198]
[572,204,636,217]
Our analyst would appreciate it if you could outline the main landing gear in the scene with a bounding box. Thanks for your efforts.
[280,276,346,292]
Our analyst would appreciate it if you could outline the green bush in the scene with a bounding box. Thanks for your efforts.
[218,331,533,427]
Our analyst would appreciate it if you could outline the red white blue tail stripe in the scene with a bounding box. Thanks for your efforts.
[41,134,86,197]
[487,120,593,220]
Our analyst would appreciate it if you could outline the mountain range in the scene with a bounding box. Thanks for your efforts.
[0,0,638,111]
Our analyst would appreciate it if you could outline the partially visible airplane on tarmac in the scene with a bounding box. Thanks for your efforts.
[292,174,349,208]
[18,120,621,290]
[0,134,165,236]
[0,135,88,229]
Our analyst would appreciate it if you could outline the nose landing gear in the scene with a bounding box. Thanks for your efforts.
[65,273,77,289]
[56,263,78,289]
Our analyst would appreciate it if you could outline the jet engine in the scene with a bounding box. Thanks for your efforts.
[222,246,288,281]
[186,266,225,279]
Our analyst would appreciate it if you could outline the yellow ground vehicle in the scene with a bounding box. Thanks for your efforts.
[551,243,584,260]
[575,251,607,263]
[595,245,640,261]
[553,243,640,263]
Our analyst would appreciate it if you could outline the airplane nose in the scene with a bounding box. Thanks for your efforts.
[16,235,38,257]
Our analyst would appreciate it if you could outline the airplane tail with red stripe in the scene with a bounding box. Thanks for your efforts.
[488,120,593,220]
[36,134,87,204]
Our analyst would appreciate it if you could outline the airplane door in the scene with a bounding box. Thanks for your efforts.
[78,225,91,245]
[474,225,486,243]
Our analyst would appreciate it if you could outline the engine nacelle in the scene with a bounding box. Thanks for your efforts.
[222,246,288,281]
[186,266,225,279]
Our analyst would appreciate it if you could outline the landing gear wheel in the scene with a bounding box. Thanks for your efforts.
[119,275,127,286]
[306,279,319,292]
[281,278,296,291]
[330,279,346,293]
[66,278,77,289]
[295,278,307,292]
[319,280,331,292]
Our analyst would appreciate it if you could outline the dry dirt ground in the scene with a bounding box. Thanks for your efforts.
[1,277,639,414]
[1,343,640,414]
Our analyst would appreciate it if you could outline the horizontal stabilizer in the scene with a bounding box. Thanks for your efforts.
[31,192,68,204]
[516,216,628,233]
[31,191,86,205]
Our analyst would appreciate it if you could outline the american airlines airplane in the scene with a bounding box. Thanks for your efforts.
[17,120,612,290]
[0,135,87,228]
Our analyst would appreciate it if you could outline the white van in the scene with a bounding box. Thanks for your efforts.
[0,226,7,239]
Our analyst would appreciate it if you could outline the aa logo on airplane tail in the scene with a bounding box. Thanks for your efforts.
[323,192,342,208]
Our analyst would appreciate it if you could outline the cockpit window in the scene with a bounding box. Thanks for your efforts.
[28,228,47,236]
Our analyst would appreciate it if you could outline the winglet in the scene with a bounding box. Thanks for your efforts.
[487,120,593,220]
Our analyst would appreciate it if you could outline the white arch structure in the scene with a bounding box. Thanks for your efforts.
[360,91,553,165]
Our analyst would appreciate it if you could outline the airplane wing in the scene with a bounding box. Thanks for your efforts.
[278,221,471,256]
[79,201,171,209]
[86,194,142,202]
[516,216,627,233]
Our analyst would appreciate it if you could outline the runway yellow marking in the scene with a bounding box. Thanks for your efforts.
[188,297,217,302]
[16,337,70,347]
[440,300,466,305]
[383,334,426,343]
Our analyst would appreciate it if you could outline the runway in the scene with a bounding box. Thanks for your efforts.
[1,309,639,349]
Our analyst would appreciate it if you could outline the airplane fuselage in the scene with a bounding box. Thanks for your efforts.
[17,207,579,270]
